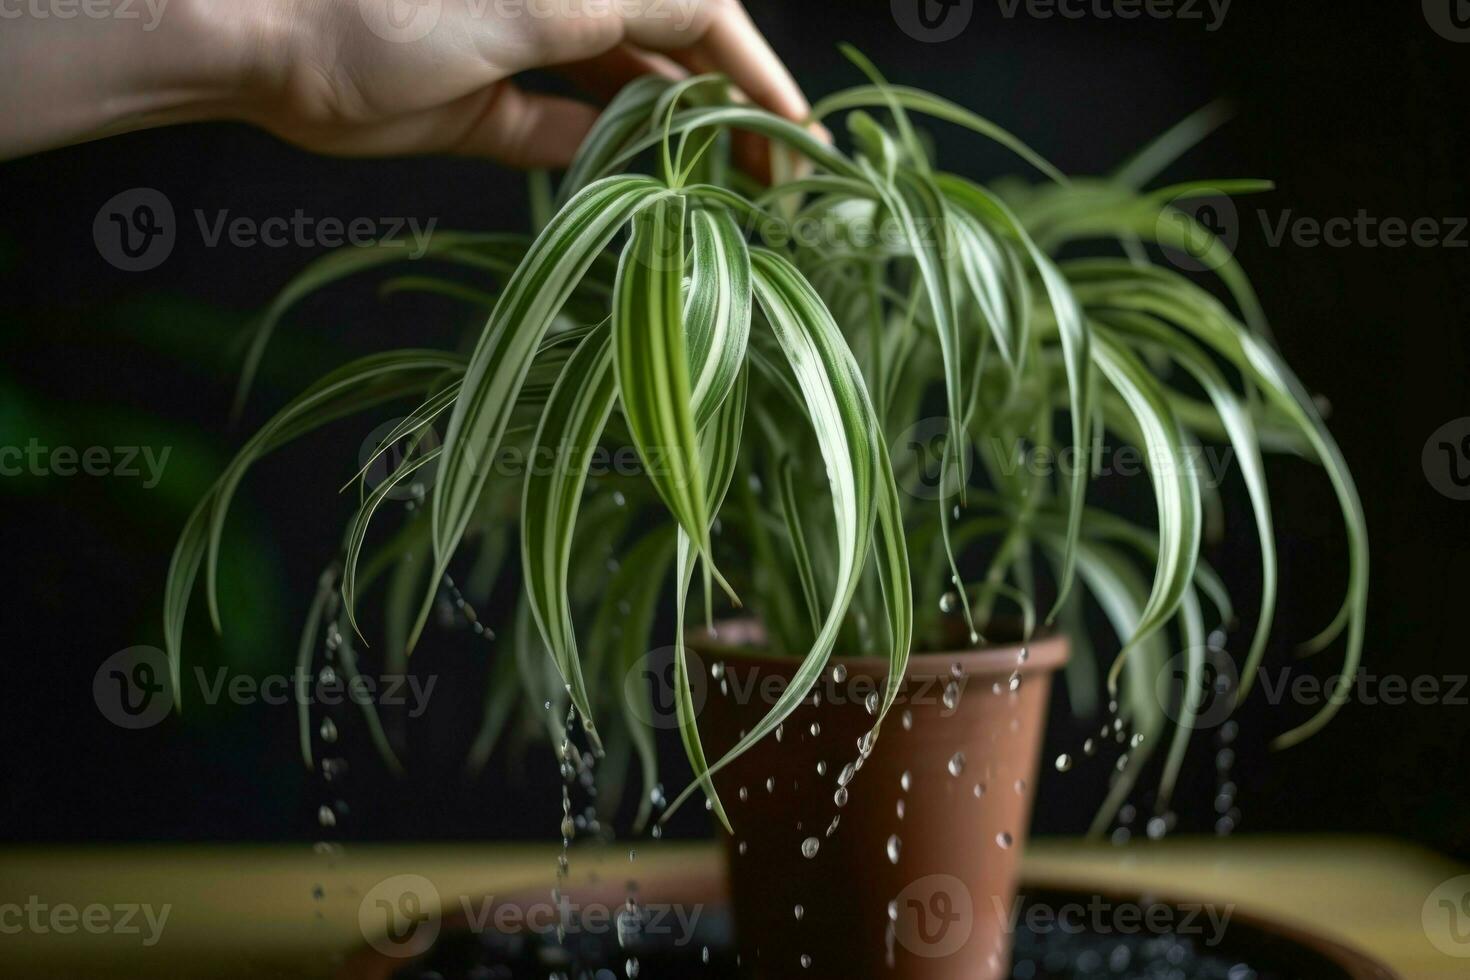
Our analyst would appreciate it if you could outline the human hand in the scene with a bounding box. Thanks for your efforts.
[0,0,810,166]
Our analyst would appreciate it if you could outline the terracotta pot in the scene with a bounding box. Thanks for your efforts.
[692,620,1068,980]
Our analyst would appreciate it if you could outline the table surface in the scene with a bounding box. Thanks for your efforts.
[1,835,1465,978]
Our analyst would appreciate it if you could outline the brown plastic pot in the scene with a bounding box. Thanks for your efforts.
[692,620,1068,979]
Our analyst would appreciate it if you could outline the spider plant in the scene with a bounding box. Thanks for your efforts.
[162,49,1367,836]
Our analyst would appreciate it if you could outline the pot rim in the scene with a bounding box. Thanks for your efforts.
[686,617,1068,677]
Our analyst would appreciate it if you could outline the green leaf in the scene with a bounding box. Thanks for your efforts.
[427,176,668,654]
[521,324,617,752]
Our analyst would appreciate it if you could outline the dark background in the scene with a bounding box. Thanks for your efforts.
[2,1,1467,855]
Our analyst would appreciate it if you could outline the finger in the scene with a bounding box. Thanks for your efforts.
[554,44,686,102]
[683,2,810,122]
[445,82,600,168]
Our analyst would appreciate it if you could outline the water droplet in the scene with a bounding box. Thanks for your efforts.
[1130,732,1145,748]
[651,825,663,839]
[865,692,880,715]
[1083,738,1097,756]
[809,722,821,737]
[800,954,812,968]
[1146,816,1168,840]
[561,815,576,839]
[831,664,848,683]
[544,700,553,710]
[611,491,627,507]
[775,723,784,743]
[318,718,337,743]
[317,665,338,687]
[738,841,748,855]
[317,805,336,828]
[947,752,966,777]
[702,946,710,964]
[628,849,637,862]
[899,771,912,792]
[625,955,639,978]
[1055,753,1073,772]
[801,837,820,859]
[885,834,902,864]
[1014,779,1026,794]
[900,709,913,730]
[939,591,959,613]
[995,831,1013,849]
[1006,671,1022,693]
[942,681,960,710]
[838,763,856,787]
[816,761,827,776]
[895,799,905,820]
[794,904,805,921]
[766,777,775,793]
[1017,647,1030,663]
[887,900,899,922]
[834,786,849,807]
[950,662,964,679]
[972,783,985,798]
[711,662,725,680]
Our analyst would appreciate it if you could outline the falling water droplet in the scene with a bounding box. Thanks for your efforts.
[809,722,821,737]
[766,777,776,793]
[995,831,1013,849]
[831,664,848,683]
[939,591,959,613]
[886,834,902,864]
[947,752,966,777]
[899,771,912,792]
[943,681,960,710]
[816,761,828,776]
[1017,647,1030,663]
[1083,738,1097,756]
[895,799,905,820]
[711,662,725,680]
[1055,753,1073,772]
[865,692,880,715]
[317,805,336,828]
[625,955,639,978]
[319,718,337,743]
[972,783,985,798]
[800,954,812,968]
[1146,816,1168,840]
[794,904,805,921]
[834,786,849,807]
[900,709,913,730]
[1006,671,1022,693]
[1130,733,1145,748]
[801,837,820,859]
